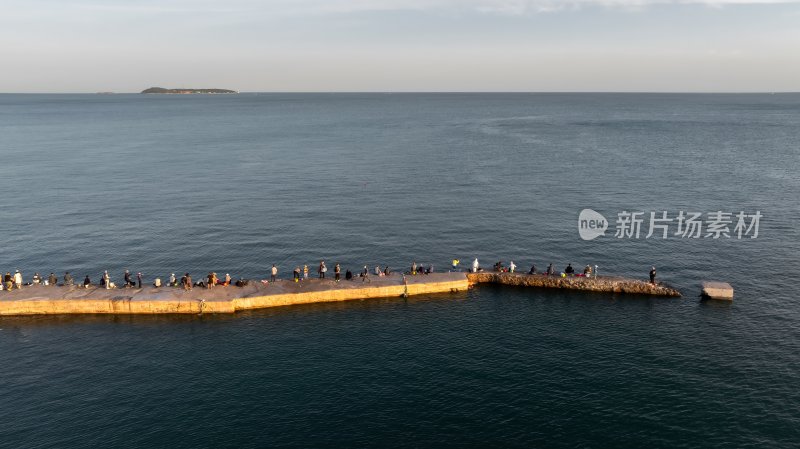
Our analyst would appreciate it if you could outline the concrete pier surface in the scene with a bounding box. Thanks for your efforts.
[0,273,468,316]
[467,272,682,297]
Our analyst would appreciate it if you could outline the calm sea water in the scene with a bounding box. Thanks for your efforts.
[1,93,799,448]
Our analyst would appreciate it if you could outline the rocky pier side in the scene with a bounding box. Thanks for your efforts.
[467,272,681,297]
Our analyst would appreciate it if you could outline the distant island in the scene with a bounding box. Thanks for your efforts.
[141,87,238,94]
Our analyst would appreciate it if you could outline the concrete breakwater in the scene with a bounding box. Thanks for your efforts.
[467,272,682,297]
[0,271,682,316]
[0,273,468,316]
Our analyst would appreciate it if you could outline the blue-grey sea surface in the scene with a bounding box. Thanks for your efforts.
[0,93,798,448]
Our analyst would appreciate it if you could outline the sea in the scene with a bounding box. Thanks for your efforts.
[0,93,798,448]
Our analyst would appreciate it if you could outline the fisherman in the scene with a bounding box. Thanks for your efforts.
[565,264,575,276]
[48,272,58,286]
[384,266,391,276]
[4,272,13,290]
[472,258,479,273]
[334,263,341,282]
[224,273,231,285]
[546,263,554,276]
[137,272,143,288]
[64,272,73,286]
[293,267,301,282]
[303,265,309,279]
[529,265,537,275]
[319,261,327,279]
[452,259,459,271]
[169,273,177,287]
[14,270,23,289]
[124,270,134,288]
[32,273,41,285]
[584,265,593,277]
[153,277,162,288]
[83,275,92,288]
[509,261,516,273]
[649,266,657,285]
[345,269,353,281]
[102,270,110,289]
[411,261,417,275]
[271,264,278,282]
[207,272,215,289]
[183,273,192,291]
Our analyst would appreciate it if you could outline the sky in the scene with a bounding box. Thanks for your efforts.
[1,0,799,92]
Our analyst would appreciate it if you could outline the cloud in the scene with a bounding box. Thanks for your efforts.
[265,0,800,15]
[10,0,800,18]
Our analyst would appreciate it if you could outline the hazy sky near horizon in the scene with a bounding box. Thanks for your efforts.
[2,0,800,92]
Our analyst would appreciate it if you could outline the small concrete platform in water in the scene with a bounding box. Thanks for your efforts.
[701,281,734,300]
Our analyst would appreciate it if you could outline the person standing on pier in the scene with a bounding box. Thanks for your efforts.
[102,271,110,289]
[335,263,341,282]
[546,263,554,276]
[271,264,278,282]
[649,266,657,285]
[584,265,593,277]
[452,259,459,271]
[472,258,479,273]
[169,273,177,287]
[412,261,417,275]
[14,270,23,289]
[509,261,516,273]
[293,267,301,282]
[303,265,309,280]
[183,273,192,291]
[124,270,133,288]
[207,272,215,289]
[362,265,370,283]
[319,261,327,279]
[137,272,143,288]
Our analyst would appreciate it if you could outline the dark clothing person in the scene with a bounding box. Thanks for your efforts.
[124,271,133,287]
[384,266,390,276]
[293,268,301,281]
[565,264,574,275]
[345,269,353,280]
[529,265,536,275]
[48,273,57,285]
[546,264,554,276]
[649,267,657,285]
[83,275,91,287]
[137,272,142,288]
